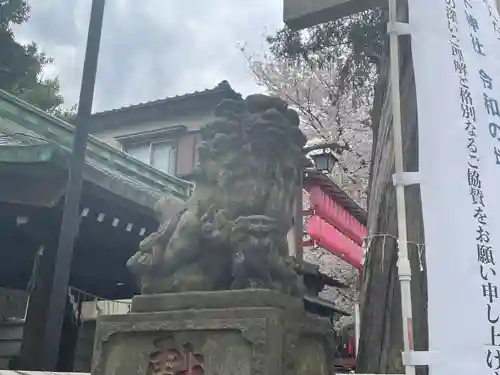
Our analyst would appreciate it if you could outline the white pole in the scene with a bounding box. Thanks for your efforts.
[354,302,360,356]
[387,0,415,374]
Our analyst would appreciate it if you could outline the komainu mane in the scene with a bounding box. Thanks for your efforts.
[127,94,307,296]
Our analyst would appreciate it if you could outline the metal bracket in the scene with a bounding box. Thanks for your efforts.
[402,350,438,366]
[392,172,420,187]
[397,257,412,279]
[387,21,411,36]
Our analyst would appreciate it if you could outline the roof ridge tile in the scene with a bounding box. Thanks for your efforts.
[91,80,239,117]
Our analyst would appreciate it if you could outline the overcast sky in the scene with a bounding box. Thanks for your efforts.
[12,1,283,112]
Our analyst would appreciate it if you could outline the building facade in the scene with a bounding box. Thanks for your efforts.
[89,80,241,180]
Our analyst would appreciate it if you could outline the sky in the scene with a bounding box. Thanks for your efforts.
[12,0,284,112]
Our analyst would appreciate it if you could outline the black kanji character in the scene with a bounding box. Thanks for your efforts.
[491,325,500,347]
[481,264,497,280]
[487,349,500,370]
[445,0,456,7]
[494,146,500,165]
[447,6,458,24]
[485,94,500,117]
[483,282,499,304]
[466,120,477,136]
[478,226,491,243]
[471,34,486,55]
[469,158,479,169]
[489,304,500,324]
[451,44,462,59]
[470,187,485,207]
[461,86,473,105]
[480,69,494,89]
[493,20,500,41]
[460,76,469,87]
[448,20,459,33]
[479,244,496,265]
[475,206,488,225]
[468,138,478,153]
[455,60,468,76]
[466,12,480,32]
[463,0,472,7]
[462,103,477,121]
[468,167,482,187]
[490,123,500,141]
[469,153,479,162]
[487,3,495,16]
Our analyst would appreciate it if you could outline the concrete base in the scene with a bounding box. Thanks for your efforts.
[91,290,336,375]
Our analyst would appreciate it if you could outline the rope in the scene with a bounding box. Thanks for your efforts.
[363,233,426,272]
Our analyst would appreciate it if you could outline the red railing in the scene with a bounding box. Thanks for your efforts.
[309,186,367,245]
[307,215,364,269]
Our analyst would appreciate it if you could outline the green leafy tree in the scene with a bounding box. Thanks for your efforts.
[52,104,77,124]
[0,0,29,27]
[0,0,73,116]
[267,8,385,93]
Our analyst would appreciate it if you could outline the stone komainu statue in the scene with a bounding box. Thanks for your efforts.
[127,94,307,296]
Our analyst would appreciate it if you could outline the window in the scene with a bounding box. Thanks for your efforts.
[125,140,177,175]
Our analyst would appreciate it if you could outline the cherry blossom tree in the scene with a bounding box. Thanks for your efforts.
[242,47,375,207]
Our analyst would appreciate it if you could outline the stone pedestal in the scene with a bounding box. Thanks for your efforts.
[91,290,336,375]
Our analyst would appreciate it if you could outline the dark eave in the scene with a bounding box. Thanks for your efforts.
[296,260,349,289]
[89,81,242,132]
[313,271,350,289]
[304,295,350,316]
[304,168,367,226]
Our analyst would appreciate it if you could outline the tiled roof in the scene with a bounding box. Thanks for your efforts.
[91,80,240,117]
[88,80,242,132]
[0,131,45,146]
[0,89,193,209]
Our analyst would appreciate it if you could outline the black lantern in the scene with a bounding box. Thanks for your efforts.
[310,148,338,173]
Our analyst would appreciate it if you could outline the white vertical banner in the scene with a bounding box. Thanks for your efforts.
[410,0,500,374]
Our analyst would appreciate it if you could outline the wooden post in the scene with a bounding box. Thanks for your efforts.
[294,178,304,263]
[283,0,384,30]
[18,215,59,369]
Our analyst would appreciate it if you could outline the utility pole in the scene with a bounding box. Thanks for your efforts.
[40,0,106,369]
